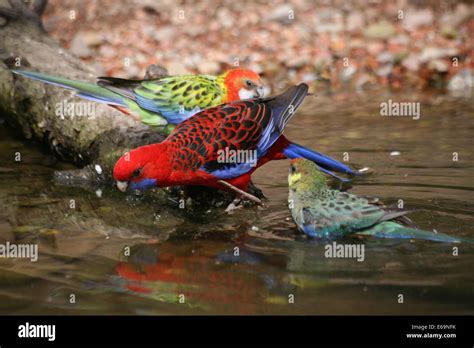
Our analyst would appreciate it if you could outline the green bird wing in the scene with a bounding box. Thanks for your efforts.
[131,75,225,124]
[298,191,388,238]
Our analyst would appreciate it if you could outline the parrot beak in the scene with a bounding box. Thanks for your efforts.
[256,86,265,98]
[116,181,128,192]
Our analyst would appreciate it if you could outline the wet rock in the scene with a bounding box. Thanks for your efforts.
[364,21,396,40]
[54,164,108,187]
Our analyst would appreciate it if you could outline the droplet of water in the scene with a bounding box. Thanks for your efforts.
[95,164,103,175]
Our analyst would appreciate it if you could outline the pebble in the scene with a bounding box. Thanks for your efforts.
[346,12,364,32]
[448,69,474,97]
[265,4,294,24]
[94,164,103,175]
[419,47,458,63]
[428,59,448,73]
[402,9,434,31]
[339,65,357,82]
[70,34,93,58]
[364,21,395,40]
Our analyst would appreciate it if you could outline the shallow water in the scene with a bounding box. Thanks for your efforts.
[0,92,473,315]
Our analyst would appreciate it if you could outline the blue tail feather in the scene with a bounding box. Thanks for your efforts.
[76,92,125,106]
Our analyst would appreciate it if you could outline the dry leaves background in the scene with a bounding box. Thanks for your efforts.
[43,0,473,94]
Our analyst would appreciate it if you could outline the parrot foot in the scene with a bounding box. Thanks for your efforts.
[224,198,244,213]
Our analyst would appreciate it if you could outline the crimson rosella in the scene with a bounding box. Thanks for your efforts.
[112,83,357,195]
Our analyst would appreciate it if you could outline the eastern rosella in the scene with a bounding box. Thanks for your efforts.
[13,68,264,128]
[113,84,356,195]
[288,158,472,243]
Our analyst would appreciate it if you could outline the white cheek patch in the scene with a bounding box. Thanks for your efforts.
[238,88,258,100]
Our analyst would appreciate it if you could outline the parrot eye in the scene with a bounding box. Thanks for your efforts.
[290,165,297,173]
[131,168,142,179]
[245,79,254,88]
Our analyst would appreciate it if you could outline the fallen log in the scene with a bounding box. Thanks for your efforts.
[0,0,167,180]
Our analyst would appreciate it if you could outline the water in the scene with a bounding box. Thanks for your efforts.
[0,92,473,315]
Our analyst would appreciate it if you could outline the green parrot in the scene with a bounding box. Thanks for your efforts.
[288,158,472,243]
